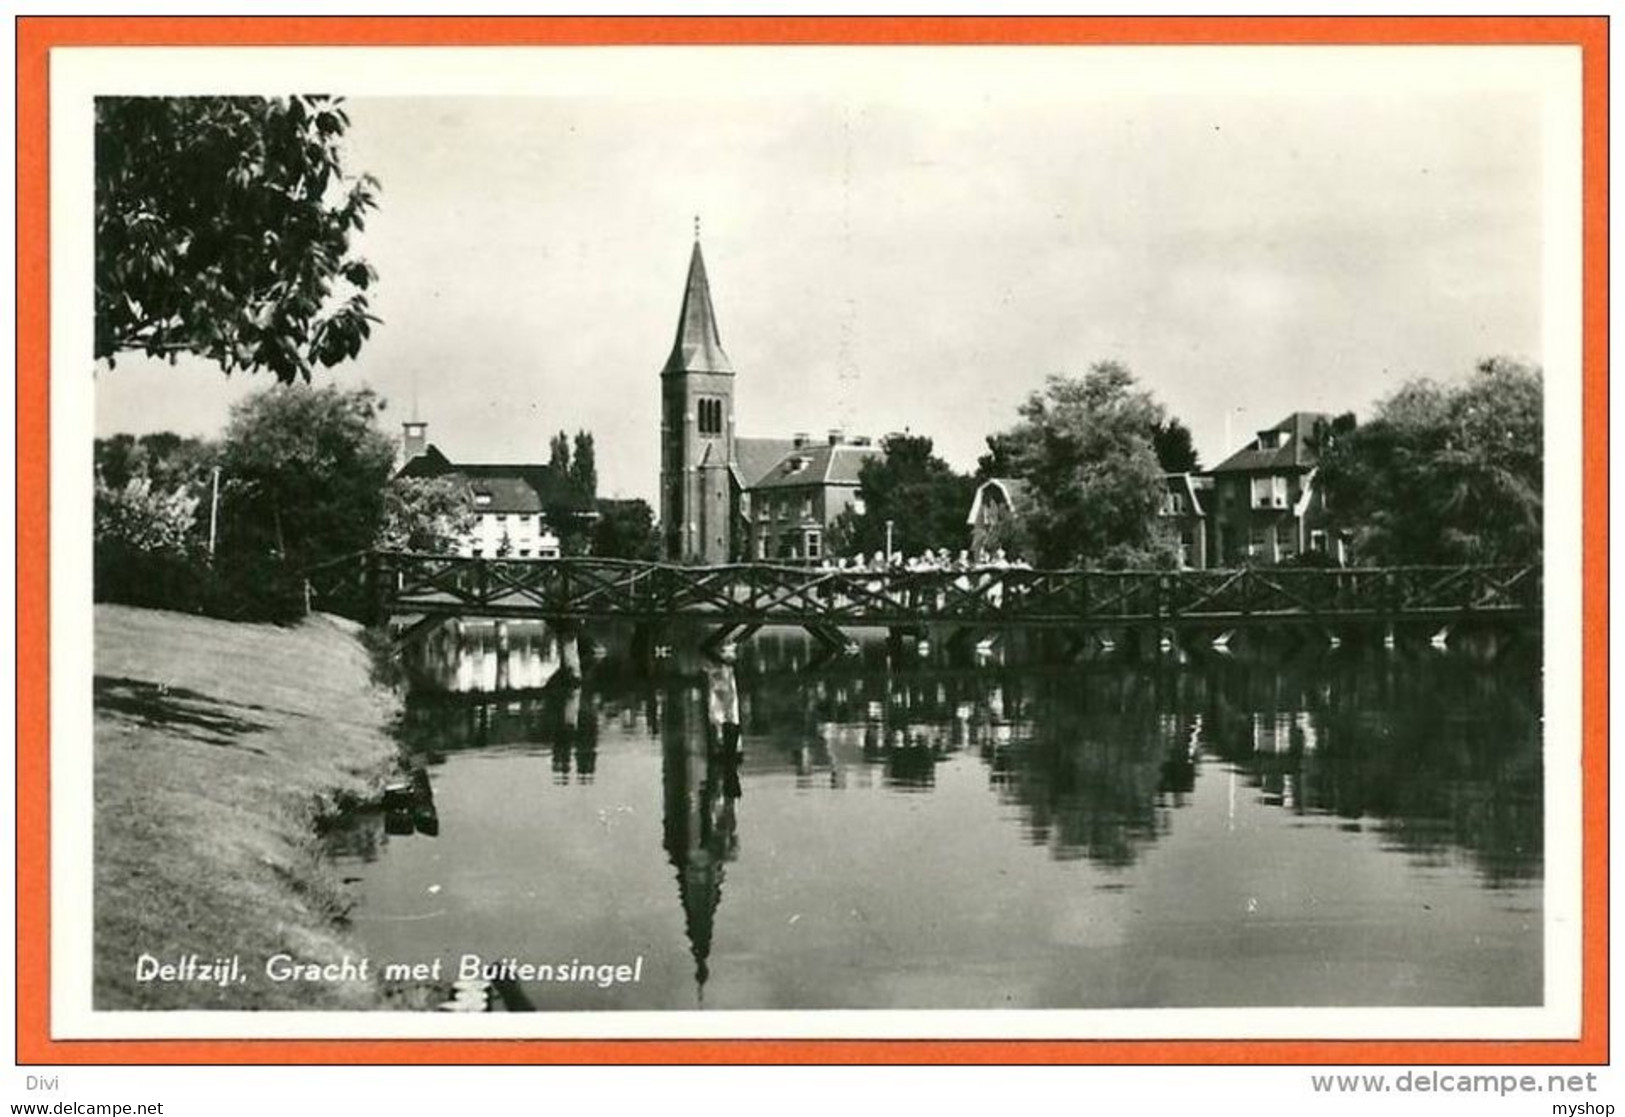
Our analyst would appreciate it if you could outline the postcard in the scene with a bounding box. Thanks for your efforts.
[16,15,1607,1066]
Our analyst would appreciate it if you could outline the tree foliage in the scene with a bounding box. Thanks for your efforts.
[593,498,659,560]
[95,432,217,497]
[93,447,214,613]
[548,431,571,477]
[95,95,380,381]
[1151,418,1200,474]
[378,476,476,554]
[990,362,1170,568]
[829,433,975,559]
[570,430,598,499]
[95,472,202,556]
[1316,358,1542,565]
[218,384,397,568]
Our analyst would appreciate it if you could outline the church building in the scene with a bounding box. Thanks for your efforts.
[660,234,883,565]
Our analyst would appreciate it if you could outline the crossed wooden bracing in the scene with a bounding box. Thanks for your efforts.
[304,552,1542,631]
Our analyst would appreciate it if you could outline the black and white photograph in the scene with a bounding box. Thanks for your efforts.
[65,40,1579,1038]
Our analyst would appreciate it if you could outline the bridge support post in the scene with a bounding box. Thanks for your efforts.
[702,623,739,658]
[808,623,856,657]
[390,613,446,652]
[702,622,759,661]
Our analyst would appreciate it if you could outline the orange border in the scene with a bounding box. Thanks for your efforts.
[16,15,1607,1066]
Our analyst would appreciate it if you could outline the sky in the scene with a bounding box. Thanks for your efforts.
[92,48,1551,504]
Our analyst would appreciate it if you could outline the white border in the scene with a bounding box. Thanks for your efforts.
[50,43,1585,1042]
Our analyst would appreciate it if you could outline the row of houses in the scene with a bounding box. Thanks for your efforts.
[970,410,1344,569]
[396,234,1343,569]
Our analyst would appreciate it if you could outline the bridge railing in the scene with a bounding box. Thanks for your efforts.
[307,552,1542,627]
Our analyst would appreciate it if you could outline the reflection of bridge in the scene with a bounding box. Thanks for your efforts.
[308,551,1541,651]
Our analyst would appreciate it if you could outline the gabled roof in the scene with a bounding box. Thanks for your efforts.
[966,477,1032,525]
[461,474,543,514]
[1210,411,1331,473]
[1161,472,1207,517]
[750,443,884,491]
[396,443,455,478]
[735,437,799,488]
[662,240,734,377]
[396,446,594,514]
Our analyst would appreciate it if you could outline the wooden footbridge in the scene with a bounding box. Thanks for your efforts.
[306,551,1540,654]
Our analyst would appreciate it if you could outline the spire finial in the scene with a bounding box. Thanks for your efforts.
[694,214,701,242]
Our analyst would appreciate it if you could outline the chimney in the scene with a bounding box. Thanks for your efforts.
[402,421,428,462]
[792,431,810,449]
[827,428,844,446]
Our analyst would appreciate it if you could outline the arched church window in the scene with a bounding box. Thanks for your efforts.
[698,396,724,436]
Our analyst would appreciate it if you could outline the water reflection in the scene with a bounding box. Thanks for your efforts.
[329,620,1542,1009]
[398,623,1541,879]
[660,661,744,1002]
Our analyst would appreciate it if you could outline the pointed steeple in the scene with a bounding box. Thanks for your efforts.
[663,235,735,377]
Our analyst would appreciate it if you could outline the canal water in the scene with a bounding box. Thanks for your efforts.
[325,622,1542,1011]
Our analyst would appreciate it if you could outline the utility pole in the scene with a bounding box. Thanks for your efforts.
[885,519,894,564]
[207,466,222,560]
[1224,407,1247,455]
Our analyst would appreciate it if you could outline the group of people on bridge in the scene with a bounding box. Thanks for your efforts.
[813,548,1036,575]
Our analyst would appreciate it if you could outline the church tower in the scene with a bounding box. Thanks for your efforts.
[660,230,737,564]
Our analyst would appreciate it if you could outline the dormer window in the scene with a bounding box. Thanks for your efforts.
[787,456,808,474]
[1257,430,1286,451]
[474,492,492,507]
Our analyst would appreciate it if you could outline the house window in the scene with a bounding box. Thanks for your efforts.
[697,397,724,435]
[519,514,533,523]
[801,496,813,521]
[1251,476,1288,509]
[853,492,867,516]
[474,493,492,507]
[1249,524,1268,555]
[1310,530,1328,553]
[471,548,484,558]
[519,548,531,558]
[495,513,508,522]
[806,530,822,560]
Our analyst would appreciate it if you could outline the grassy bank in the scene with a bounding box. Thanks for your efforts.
[94,604,408,1010]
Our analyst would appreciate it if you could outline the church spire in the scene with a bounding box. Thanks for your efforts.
[663,231,735,377]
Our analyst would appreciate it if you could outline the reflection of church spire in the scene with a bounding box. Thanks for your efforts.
[660,672,742,1005]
